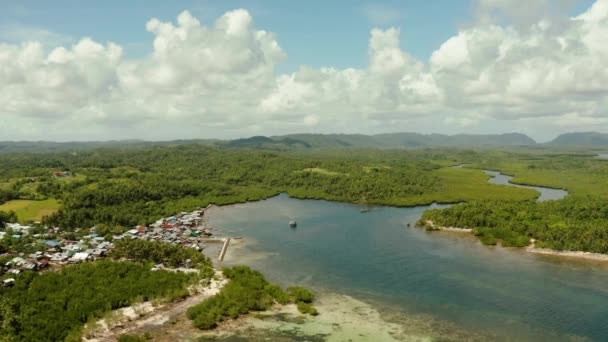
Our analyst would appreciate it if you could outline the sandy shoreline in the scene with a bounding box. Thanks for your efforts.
[526,240,608,261]
[192,291,488,342]
[435,226,473,233]
[423,220,472,233]
[424,220,608,262]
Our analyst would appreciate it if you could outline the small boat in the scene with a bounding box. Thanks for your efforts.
[360,205,377,213]
[289,221,297,228]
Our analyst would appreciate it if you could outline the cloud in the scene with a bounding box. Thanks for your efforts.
[0,38,121,119]
[1,2,608,141]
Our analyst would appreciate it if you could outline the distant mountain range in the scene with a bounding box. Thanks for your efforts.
[1,132,608,153]
[548,132,608,146]
[221,132,608,148]
[224,133,537,149]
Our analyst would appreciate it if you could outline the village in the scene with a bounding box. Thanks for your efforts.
[0,205,231,287]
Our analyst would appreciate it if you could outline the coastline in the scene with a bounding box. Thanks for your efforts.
[191,291,490,342]
[423,220,472,233]
[212,203,608,264]
[202,199,607,341]
[526,240,608,262]
[423,220,608,262]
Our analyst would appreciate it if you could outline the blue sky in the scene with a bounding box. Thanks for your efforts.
[2,0,592,72]
[0,0,605,141]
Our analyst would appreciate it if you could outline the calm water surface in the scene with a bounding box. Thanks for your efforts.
[483,170,568,201]
[210,194,608,341]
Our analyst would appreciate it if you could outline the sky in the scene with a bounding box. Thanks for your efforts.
[0,0,605,142]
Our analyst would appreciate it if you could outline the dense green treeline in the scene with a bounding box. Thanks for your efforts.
[0,145,546,228]
[422,196,608,253]
[110,239,214,276]
[0,211,17,228]
[187,266,316,330]
[1,146,454,227]
[0,261,196,342]
[1,145,607,231]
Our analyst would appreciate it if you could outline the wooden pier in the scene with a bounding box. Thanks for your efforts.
[218,238,230,261]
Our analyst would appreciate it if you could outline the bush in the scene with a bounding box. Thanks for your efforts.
[287,286,314,303]
[187,266,316,330]
[118,334,147,342]
[479,234,497,245]
[297,301,319,316]
[0,261,193,341]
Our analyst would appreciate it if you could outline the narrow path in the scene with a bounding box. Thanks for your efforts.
[84,273,227,341]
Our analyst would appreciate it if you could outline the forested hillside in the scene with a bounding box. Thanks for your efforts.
[0,146,539,229]
[550,132,608,146]
[0,132,537,154]
[274,132,536,148]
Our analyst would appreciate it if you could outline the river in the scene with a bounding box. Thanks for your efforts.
[207,189,608,341]
[452,164,568,201]
[202,169,604,341]
[483,170,568,201]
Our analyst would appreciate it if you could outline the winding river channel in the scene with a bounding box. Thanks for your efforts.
[483,169,568,201]
[204,169,608,341]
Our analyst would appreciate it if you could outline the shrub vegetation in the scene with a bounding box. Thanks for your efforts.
[187,266,317,330]
[0,261,195,341]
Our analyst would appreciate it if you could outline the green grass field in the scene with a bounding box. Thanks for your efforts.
[0,199,61,222]
[0,179,19,190]
[373,167,538,206]
[468,154,608,198]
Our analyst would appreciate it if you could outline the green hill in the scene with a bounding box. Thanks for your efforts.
[269,132,536,149]
[550,132,608,146]
[0,132,537,153]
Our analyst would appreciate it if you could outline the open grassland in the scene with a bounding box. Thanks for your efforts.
[0,198,60,222]
[0,180,16,190]
[367,167,538,206]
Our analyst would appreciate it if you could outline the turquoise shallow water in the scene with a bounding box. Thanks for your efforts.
[209,194,608,341]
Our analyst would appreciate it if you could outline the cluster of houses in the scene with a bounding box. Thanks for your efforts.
[0,223,32,240]
[1,206,218,287]
[117,207,215,249]
[1,235,115,285]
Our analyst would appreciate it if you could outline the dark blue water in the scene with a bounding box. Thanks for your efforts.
[209,194,608,341]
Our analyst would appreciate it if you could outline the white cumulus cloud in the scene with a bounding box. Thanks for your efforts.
[0,2,608,141]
